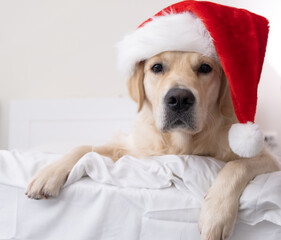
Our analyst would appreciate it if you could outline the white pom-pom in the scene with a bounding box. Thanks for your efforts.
[228,122,264,158]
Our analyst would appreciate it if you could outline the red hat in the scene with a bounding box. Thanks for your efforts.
[117,0,268,158]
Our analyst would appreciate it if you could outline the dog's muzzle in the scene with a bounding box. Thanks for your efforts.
[162,88,196,131]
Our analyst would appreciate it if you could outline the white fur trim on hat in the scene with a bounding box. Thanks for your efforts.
[116,12,219,77]
[228,122,264,158]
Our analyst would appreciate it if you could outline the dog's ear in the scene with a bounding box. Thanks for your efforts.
[218,71,235,119]
[127,62,145,112]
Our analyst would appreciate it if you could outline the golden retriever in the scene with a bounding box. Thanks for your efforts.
[26,51,280,240]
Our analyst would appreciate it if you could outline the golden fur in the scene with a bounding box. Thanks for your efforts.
[120,51,237,160]
[26,51,280,240]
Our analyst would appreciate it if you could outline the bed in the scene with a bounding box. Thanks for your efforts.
[1,98,281,240]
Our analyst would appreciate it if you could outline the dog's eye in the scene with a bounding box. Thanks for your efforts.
[198,64,212,74]
[151,64,164,73]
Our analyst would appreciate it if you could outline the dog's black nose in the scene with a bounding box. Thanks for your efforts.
[164,88,195,112]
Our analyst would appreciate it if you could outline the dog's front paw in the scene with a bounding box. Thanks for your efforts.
[25,163,70,200]
[198,192,238,240]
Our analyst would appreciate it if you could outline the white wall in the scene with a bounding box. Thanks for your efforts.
[0,0,177,149]
[0,0,280,152]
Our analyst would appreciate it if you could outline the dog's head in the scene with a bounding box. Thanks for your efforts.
[128,51,234,134]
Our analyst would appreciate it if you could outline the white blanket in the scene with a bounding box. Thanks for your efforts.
[0,150,281,240]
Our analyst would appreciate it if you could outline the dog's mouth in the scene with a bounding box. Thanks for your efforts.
[172,119,185,128]
[161,108,196,132]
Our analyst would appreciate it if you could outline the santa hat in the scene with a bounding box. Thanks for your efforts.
[117,0,269,158]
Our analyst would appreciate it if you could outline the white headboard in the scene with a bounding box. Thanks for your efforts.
[9,98,137,153]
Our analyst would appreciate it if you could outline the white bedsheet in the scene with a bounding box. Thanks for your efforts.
[0,150,281,240]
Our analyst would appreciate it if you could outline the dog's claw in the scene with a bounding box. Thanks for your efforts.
[25,163,69,200]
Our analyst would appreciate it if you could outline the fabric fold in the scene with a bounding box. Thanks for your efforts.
[1,150,281,227]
